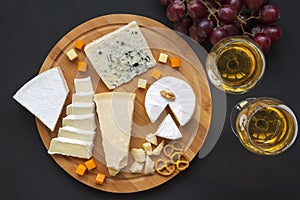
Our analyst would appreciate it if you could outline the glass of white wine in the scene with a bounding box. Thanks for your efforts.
[230,97,298,155]
[206,36,265,94]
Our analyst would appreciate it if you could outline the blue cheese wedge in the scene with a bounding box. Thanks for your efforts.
[84,21,156,90]
[13,67,69,131]
[94,92,135,176]
[48,137,93,159]
[145,76,196,126]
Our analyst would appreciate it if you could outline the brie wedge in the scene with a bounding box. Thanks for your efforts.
[94,92,135,176]
[13,67,69,131]
[48,137,93,159]
[155,114,182,140]
[84,21,156,90]
[145,76,196,126]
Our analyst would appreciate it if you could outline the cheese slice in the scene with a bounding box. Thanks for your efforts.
[74,77,94,93]
[145,76,196,126]
[62,114,96,131]
[13,67,69,131]
[94,92,135,176]
[155,114,182,140]
[72,92,94,103]
[84,21,156,90]
[144,156,155,175]
[57,126,95,142]
[48,137,93,159]
[66,102,94,115]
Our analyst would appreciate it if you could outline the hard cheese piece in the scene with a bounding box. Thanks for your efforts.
[144,156,155,175]
[131,148,146,162]
[57,126,95,142]
[66,102,94,115]
[74,77,94,93]
[155,114,182,140]
[62,114,96,131]
[72,92,94,103]
[48,137,93,159]
[145,76,196,126]
[13,67,69,131]
[129,161,144,173]
[84,21,156,90]
[94,92,135,176]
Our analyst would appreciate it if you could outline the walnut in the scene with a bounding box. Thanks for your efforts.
[160,90,176,101]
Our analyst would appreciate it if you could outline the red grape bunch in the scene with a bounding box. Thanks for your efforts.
[159,0,282,54]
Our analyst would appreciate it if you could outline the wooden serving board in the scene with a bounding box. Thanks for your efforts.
[36,14,212,193]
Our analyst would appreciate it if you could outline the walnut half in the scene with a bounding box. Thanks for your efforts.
[160,90,176,101]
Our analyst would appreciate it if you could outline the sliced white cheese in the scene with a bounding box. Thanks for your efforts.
[74,77,94,93]
[145,133,158,145]
[142,142,153,155]
[144,156,155,175]
[66,102,94,115]
[129,161,144,174]
[155,114,182,140]
[152,140,165,156]
[84,21,156,90]
[13,67,69,131]
[62,114,96,131]
[72,92,94,103]
[48,137,93,159]
[145,76,196,126]
[130,148,146,162]
[57,126,95,142]
[94,92,135,176]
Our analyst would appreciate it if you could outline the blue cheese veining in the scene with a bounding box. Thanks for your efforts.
[84,21,156,90]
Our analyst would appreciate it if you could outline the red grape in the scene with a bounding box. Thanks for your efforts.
[174,17,192,34]
[210,27,228,45]
[187,0,207,19]
[253,33,271,53]
[197,18,214,37]
[225,0,243,11]
[251,24,265,35]
[218,5,238,23]
[263,25,283,42]
[166,1,186,22]
[222,23,240,36]
[260,4,280,24]
[244,0,264,11]
[189,25,206,43]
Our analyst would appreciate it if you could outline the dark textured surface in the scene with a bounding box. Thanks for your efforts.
[2,0,300,199]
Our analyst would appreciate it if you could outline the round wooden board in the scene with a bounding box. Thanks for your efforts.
[36,14,212,193]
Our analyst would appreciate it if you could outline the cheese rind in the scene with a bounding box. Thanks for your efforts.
[66,102,94,115]
[48,137,93,159]
[94,92,135,176]
[13,67,69,131]
[84,21,156,90]
[57,126,95,142]
[155,114,182,140]
[62,114,96,131]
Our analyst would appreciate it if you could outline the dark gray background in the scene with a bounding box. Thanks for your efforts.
[2,0,300,199]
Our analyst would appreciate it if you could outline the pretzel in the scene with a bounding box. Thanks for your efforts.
[163,141,184,158]
[171,152,190,171]
[155,159,176,176]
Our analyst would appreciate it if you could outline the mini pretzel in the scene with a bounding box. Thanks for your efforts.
[155,159,176,176]
[163,141,184,158]
[171,152,190,171]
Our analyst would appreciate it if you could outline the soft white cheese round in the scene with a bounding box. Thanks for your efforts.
[145,76,196,126]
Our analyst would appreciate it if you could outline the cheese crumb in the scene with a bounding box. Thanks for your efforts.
[66,49,78,61]
[77,61,87,72]
[74,40,86,50]
[84,158,97,170]
[151,69,162,80]
[137,78,147,89]
[158,53,168,63]
[75,164,87,176]
[170,57,180,67]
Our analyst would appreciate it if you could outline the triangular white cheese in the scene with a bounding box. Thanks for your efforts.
[13,67,69,131]
[155,114,182,140]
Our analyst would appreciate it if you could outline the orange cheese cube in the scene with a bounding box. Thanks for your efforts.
[75,164,87,176]
[75,40,86,50]
[95,173,106,185]
[85,158,96,170]
[77,61,87,72]
[151,69,162,80]
[170,57,180,67]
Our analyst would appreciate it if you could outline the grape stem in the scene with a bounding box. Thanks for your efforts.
[199,0,221,27]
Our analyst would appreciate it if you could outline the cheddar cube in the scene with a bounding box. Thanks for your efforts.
[85,158,97,170]
[151,69,161,80]
[77,61,87,72]
[95,173,106,185]
[75,164,87,176]
[66,49,78,61]
[75,40,86,50]
[158,53,168,64]
[137,78,147,89]
[170,57,180,67]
